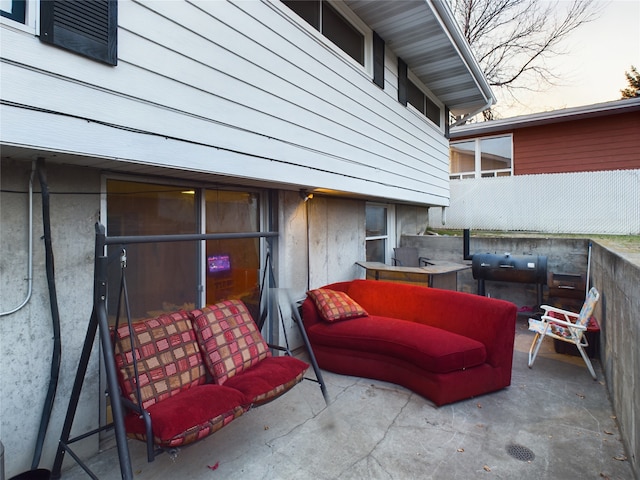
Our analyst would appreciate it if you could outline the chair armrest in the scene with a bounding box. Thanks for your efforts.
[418,256,432,266]
[540,315,587,331]
[540,304,579,320]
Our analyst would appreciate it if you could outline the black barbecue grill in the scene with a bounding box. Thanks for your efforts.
[472,253,547,305]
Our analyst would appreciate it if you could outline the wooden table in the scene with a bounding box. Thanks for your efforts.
[356,260,470,291]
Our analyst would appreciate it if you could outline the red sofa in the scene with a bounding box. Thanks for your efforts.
[302,279,517,406]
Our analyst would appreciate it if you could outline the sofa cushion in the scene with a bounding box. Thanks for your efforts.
[306,315,486,374]
[307,289,368,322]
[113,310,207,410]
[124,384,246,448]
[189,300,270,385]
[224,356,309,406]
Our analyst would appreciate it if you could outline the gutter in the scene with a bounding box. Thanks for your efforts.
[428,0,495,125]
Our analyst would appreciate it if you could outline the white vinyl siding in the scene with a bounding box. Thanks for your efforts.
[1,0,451,205]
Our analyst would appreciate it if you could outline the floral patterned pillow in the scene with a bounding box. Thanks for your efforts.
[307,289,368,322]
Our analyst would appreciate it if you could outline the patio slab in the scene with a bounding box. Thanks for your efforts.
[61,315,634,479]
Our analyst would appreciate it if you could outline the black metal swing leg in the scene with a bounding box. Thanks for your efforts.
[288,294,329,405]
[51,228,134,480]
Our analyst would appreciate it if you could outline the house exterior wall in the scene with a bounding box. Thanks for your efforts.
[450,104,640,178]
[0,161,371,476]
[1,0,450,205]
[513,111,640,175]
[0,160,101,475]
[1,1,476,475]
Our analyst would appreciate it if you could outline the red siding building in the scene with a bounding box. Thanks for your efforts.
[449,98,640,178]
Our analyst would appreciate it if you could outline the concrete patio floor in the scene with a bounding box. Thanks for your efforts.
[62,314,634,480]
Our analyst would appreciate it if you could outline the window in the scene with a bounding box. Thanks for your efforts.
[40,0,118,65]
[450,135,513,179]
[408,80,441,126]
[106,179,263,321]
[1,0,26,23]
[283,0,365,66]
[365,203,395,263]
[204,189,260,320]
[398,58,441,128]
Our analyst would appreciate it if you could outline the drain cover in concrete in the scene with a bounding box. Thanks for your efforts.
[506,444,535,461]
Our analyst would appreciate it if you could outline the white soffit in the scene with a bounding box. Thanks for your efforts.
[344,0,495,117]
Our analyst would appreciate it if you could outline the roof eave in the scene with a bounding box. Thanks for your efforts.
[450,97,640,138]
[344,0,495,118]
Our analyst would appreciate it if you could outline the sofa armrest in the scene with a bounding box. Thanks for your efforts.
[421,288,517,367]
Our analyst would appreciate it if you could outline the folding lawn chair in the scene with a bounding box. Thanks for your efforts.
[528,287,600,380]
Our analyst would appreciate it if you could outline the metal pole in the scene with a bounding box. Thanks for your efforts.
[95,254,133,479]
[104,231,278,246]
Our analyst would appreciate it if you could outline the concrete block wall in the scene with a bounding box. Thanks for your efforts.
[591,242,639,478]
[402,234,590,308]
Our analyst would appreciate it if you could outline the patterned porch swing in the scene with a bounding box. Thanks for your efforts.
[51,224,327,480]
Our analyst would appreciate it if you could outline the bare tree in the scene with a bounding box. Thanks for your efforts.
[451,0,601,120]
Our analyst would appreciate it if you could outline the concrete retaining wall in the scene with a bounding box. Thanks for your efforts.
[591,242,639,478]
[402,234,591,308]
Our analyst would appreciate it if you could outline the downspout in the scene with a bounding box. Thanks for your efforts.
[31,157,62,471]
[0,160,35,317]
[449,101,494,128]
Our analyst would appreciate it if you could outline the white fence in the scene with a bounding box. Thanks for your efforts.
[429,169,640,235]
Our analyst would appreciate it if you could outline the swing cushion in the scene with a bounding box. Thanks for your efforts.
[124,384,246,448]
[113,310,207,410]
[189,300,271,385]
[224,356,309,406]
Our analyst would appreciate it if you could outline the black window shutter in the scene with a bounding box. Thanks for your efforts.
[40,0,118,66]
[373,31,384,89]
[444,106,451,138]
[398,57,408,106]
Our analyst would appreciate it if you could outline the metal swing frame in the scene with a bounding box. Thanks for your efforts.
[51,223,327,480]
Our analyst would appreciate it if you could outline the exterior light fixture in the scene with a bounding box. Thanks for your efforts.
[300,190,314,202]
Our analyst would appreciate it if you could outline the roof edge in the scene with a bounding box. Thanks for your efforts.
[428,0,496,110]
[450,97,640,138]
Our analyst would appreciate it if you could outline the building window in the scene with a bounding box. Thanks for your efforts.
[283,0,365,66]
[365,203,395,263]
[450,135,513,179]
[398,58,441,128]
[1,0,26,23]
[408,80,441,127]
[40,0,118,65]
[106,179,263,321]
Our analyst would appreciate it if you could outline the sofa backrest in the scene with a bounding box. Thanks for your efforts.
[346,279,435,321]
[113,310,207,410]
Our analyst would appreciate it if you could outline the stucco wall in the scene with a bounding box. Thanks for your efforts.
[0,159,100,477]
